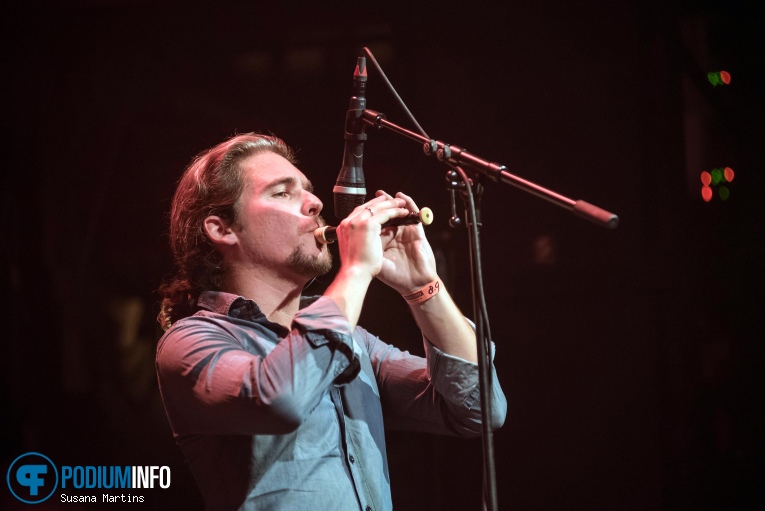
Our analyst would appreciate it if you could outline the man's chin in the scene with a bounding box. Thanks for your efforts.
[287,247,334,278]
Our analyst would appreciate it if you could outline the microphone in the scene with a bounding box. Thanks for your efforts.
[333,55,368,219]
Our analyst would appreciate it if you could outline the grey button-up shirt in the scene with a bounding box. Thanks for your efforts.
[156,291,506,511]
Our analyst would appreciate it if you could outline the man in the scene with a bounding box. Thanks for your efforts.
[156,133,506,511]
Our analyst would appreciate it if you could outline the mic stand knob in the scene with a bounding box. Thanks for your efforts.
[446,169,468,229]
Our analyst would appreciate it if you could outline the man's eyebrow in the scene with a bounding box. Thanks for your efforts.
[263,176,297,190]
[263,176,314,193]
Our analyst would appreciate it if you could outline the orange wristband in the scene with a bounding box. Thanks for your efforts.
[402,278,441,304]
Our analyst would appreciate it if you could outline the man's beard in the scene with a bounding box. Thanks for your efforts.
[287,244,333,278]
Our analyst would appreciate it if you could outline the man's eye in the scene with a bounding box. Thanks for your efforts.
[272,190,290,198]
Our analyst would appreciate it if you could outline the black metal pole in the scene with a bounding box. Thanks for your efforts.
[459,170,498,511]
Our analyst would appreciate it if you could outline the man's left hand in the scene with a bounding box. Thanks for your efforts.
[376,191,439,294]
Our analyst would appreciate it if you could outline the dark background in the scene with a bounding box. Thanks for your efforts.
[2,0,763,509]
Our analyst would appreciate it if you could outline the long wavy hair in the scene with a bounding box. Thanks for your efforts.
[157,133,297,330]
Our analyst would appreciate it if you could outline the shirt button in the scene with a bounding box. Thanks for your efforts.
[366,507,372,511]
[349,454,355,464]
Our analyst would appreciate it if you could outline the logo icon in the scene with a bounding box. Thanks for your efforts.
[6,452,58,504]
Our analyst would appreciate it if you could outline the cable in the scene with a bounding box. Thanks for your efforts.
[362,47,430,140]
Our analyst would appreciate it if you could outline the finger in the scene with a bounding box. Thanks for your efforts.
[349,195,391,219]
[356,196,407,217]
[368,191,402,216]
[363,198,410,227]
[395,192,419,213]
[373,204,410,225]
[345,200,408,234]
[363,193,400,210]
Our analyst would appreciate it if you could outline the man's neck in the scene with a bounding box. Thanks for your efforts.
[224,267,307,328]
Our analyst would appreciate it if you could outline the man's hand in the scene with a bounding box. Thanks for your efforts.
[375,191,439,294]
[333,193,411,281]
[324,193,409,328]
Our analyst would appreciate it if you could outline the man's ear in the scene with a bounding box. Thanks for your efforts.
[203,215,238,247]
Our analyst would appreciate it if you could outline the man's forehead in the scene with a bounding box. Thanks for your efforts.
[242,152,312,190]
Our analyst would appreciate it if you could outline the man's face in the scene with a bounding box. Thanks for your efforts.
[232,151,332,279]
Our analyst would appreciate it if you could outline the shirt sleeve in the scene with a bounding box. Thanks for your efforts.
[155,296,361,436]
[359,328,507,437]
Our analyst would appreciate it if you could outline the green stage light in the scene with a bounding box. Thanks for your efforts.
[707,70,731,87]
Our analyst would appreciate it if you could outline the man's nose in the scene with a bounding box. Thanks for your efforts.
[304,191,323,216]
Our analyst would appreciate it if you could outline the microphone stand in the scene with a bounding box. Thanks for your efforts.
[361,109,620,229]
[358,108,619,511]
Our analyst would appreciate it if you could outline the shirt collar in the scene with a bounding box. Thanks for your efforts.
[196,290,321,320]
[197,290,246,315]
